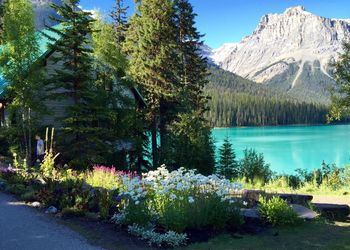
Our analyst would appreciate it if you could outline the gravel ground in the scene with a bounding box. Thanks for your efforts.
[312,195,350,206]
[0,192,104,250]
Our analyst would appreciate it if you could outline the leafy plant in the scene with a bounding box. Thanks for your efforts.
[240,149,272,184]
[258,196,299,226]
[61,207,86,218]
[117,166,242,232]
[40,128,60,179]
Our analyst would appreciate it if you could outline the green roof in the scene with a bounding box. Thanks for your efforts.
[0,25,62,98]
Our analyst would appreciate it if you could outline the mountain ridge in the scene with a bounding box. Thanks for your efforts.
[206,6,350,103]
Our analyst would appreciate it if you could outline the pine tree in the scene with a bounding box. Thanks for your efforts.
[165,0,215,174]
[0,1,5,44]
[92,15,146,171]
[328,41,350,121]
[43,0,101,168]
[123,0,178,167]
[173,0,209,114]
[0,0,44,163]
[110,0,129,48]
[217,136,238,179]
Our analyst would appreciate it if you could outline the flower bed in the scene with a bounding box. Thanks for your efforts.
[113,166,243,247]
[0,163,268,248]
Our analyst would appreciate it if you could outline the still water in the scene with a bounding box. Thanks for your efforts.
[212,125,350,174]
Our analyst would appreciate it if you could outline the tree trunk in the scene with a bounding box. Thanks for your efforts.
[27,108,32,165]
[159,98,167,165]
[151,116,158,168]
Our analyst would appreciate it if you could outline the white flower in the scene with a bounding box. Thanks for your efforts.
[176,183,183,191]
[135,200,140,205]
[188,196,195,203]
[169,193,177,200]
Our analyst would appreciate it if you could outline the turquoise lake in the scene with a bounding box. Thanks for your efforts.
[212,125,350,174]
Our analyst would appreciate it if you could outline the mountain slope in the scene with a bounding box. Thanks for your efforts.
[209,6,350,103]
[205,67,328,127]
[32,0,62,29]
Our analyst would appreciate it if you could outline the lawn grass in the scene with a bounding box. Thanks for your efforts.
[180,219,350,250]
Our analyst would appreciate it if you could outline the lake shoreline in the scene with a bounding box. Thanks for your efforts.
[213,122,350,130]
[212,124,350,174]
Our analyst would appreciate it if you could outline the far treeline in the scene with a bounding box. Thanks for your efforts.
[205,67,343,127]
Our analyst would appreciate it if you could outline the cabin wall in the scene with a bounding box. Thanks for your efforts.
[39,51,143,128]
[41,51,74,128]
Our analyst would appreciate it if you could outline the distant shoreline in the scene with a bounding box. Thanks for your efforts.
[212,122,350,129]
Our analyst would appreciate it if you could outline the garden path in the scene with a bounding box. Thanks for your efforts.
[0,192,104,250]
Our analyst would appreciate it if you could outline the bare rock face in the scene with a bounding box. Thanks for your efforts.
[32,0,62,29]
[209,6,350,93]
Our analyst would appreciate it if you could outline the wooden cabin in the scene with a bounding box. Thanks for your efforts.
[0,25,145,128]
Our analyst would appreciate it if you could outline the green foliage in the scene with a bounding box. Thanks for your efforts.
[328,41,350,121]
[0,1,4,44]
[117,167,243,234]
[5,183,26,195]
[122,199,154,227]
[44,0,122,169]
[61,207,86,218]
[217,136,238,179]
[240,149,272,184]
[110,0,129,47]
[86,167,120,190]
[166,112,215,175]
[206,67,329,127]
[91,16,146,170]
[40,128,60,178]
[0,0,45,162]
[124,0,178,167]
[258,196,299,226]
[124,0,213,170]
[20,189,37,202]
[155,191,242,233]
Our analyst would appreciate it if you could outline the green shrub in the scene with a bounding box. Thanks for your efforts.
[20,190,37,202]
[5,183,26,195]
[240,149,272,184]
[258,196,299,226]
[61,207,86,218]
[86,166,121,190]
[117,167,243,233]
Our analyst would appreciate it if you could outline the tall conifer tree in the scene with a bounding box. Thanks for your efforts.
[0,1,5,44]
[174,0,209,114]
[124,0,178,167]
[110,0,129,47]
[166,0,215,174]
[217,136,238,179]
[44,0,103,168]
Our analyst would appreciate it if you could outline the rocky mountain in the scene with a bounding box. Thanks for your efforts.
[208,6,350,104]
[32,0,62,29]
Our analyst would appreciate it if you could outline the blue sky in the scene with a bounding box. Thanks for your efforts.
[80,0,350,48]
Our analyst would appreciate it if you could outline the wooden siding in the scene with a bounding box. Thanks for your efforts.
[41,51,74,128]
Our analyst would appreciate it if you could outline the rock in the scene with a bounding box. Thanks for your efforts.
[206,6,348,102]
[278,193,313,206]
[0,181,7,190]
[290,204,318,220]
[241,208,262,224]
[313,203,350,218]
[45,206,58,214]
[31,201,41,208]
[242,190,266,207]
